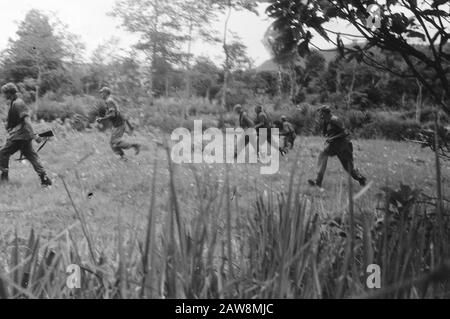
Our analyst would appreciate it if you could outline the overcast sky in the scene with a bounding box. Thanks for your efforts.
[0,0,283,65]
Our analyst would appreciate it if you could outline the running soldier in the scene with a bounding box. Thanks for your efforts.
[0,83,52,186]
[308,106,366,188]
[233,104,256,158]
[96,87,141,159]
[254,105,272,151]
[234,104,254,130]
[278,115,296,156]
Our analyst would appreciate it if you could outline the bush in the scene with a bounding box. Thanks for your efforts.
[345,110,372,132]
[269,103,319,135]
[35,94,95,122]
[401,107,450,125]
[357,116,421,140]
[215,82,253,111]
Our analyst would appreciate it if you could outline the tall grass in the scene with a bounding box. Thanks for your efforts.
[0,143,449,299]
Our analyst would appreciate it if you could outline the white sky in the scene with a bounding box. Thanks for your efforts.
[0,0,281,65]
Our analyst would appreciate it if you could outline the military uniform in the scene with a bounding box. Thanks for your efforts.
[234,109,257,157]
[313,115,366,187]
[101,96,138,157]
[280,120,296,154]
[239,111,254,130]
[0,96,50,185]
[254,110,272,153]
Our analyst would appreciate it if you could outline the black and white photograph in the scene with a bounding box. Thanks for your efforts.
[0,0,449,304]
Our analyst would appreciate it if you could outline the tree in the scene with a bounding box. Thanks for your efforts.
[265,0,450,115]
[0,9,83,107]
[191,56,221,100]
[211,0,259,110]
[178,0,220,98]
[110,0,187,104]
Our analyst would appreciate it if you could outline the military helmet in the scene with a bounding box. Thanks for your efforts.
[99,87,112,95]
[1,83,18,95]
[318,105,331,115]
[233,104,242,113]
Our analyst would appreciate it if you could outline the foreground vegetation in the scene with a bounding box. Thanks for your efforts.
[0,127,448,298]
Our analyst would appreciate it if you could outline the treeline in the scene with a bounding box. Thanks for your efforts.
[0,4,447,117]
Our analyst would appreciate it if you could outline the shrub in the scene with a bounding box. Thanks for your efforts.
[345,110,372,132]
[34,94,95,122]
[357,116,420,140]
[401,107,449,125]
[269,103,319,135]
[215,82,253,111]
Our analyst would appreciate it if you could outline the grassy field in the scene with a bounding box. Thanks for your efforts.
[0,124,449,298]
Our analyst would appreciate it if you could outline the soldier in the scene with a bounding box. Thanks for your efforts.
[254,105,272,151]
[0,83,52,186]
[234,104,254,130]
[96,87,141,159]
[233,104,255,157]
[308,106,366,188]
[278,115,296,156]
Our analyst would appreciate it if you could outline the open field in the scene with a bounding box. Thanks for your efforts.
[0,128,447,232]
[0,126,449,298]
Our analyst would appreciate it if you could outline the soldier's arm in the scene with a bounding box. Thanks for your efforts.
[242,113,254,128]
[247,116,255,128]
[98,111,116,122]
[97,99,119,122]
[23,116,41,141]
[254,114,265,129]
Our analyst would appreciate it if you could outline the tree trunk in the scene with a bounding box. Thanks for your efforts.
[35,65,41,120]
[165,74,170,98]
[277,65,283,97]
[346,63,356,110]
[416,79,423,124]
[221,2,232,111]
[336,68,341,94]
[148,66,154,106]
[289,65,296,102]
[186,21,194,100]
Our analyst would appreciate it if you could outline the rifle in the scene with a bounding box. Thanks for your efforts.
[16,130,54,161]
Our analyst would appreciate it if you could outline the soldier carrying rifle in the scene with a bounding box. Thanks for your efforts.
[0,83,52,186]
[254,104,273,153]
[275,115,296,156]
[308,105,366,188]
[96,87,141,159]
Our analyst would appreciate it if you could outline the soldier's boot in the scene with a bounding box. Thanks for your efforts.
[40,173,52,187]
[308,179,322,188]
[1,171,9,183]
[133,144,141,155]
[358,176,367,187]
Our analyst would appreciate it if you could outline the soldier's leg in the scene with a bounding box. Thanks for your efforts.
[288,135,296,149]
[20,141,46,173]
[235,133,258,160]
[0,140,20,181]
[110,126,126,157]
[315,150,329,187]
[310,142,334,187]
[256,129,272,155]
[337,141,366,185]
[267,128,272,147]
[279,135,291,156]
